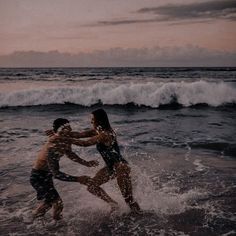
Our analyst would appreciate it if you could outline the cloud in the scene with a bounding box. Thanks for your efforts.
[0,46,235,67]
[93,0,236,26]
[138,0,236,21]
[92,19,158,26]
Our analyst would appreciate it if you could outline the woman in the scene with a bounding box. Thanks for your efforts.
[69,108,141,213]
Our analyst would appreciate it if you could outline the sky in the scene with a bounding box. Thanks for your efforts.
[0,0,236,67]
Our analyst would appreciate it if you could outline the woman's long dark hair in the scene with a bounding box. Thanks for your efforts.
[92,109,112,131]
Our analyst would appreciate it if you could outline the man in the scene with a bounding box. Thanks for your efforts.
[30,118,98,220]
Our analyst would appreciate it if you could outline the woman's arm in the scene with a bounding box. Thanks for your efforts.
[70,135,100,147]
[45,129,96,138]
[70,129,97,139]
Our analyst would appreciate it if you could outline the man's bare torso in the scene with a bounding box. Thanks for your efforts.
[33,134,71,171]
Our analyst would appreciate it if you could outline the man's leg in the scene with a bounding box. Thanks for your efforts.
[30,170,52,219]
[52,197,63,220]
[33,201,52,219]
[41,173,62,220]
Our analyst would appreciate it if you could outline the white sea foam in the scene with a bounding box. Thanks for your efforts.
[193,159,208,172]
[131,164,207,215]
[0,81,236,108]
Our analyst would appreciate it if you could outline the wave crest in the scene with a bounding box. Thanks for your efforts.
[1,81,236,108]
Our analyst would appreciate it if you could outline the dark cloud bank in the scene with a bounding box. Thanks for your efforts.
[0,46,235,67]
[96,0,236,26]
[138,0,236,20]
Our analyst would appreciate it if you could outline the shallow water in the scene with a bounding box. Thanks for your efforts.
[0,105,235,236]
[0,67,236,235]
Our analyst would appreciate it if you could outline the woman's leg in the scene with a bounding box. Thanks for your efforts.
[115,163,141,213]
[77,168,118,207]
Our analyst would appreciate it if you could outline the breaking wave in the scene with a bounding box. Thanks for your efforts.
[1,81,236,108]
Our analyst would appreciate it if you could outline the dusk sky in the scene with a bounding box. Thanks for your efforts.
[0,0,236,66]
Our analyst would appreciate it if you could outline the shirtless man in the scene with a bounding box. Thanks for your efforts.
[30,118,98,220]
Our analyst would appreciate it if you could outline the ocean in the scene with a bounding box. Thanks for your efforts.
[0,67,236,236]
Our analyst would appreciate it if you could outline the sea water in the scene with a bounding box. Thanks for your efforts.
[0,67,236,235]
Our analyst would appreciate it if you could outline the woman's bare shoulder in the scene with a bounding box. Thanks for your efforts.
[98,130,114,145]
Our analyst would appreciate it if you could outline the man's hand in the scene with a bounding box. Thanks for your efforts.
[76,176,91,184]
[45,129,54,137]
[86,160,99,167]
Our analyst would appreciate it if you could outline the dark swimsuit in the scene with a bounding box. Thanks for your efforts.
[96,131,127,174]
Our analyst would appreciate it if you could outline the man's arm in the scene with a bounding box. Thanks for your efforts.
[47,153,78,182]
[65,151,99,167]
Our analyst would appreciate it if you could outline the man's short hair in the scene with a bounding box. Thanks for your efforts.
[53,118,69,132]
